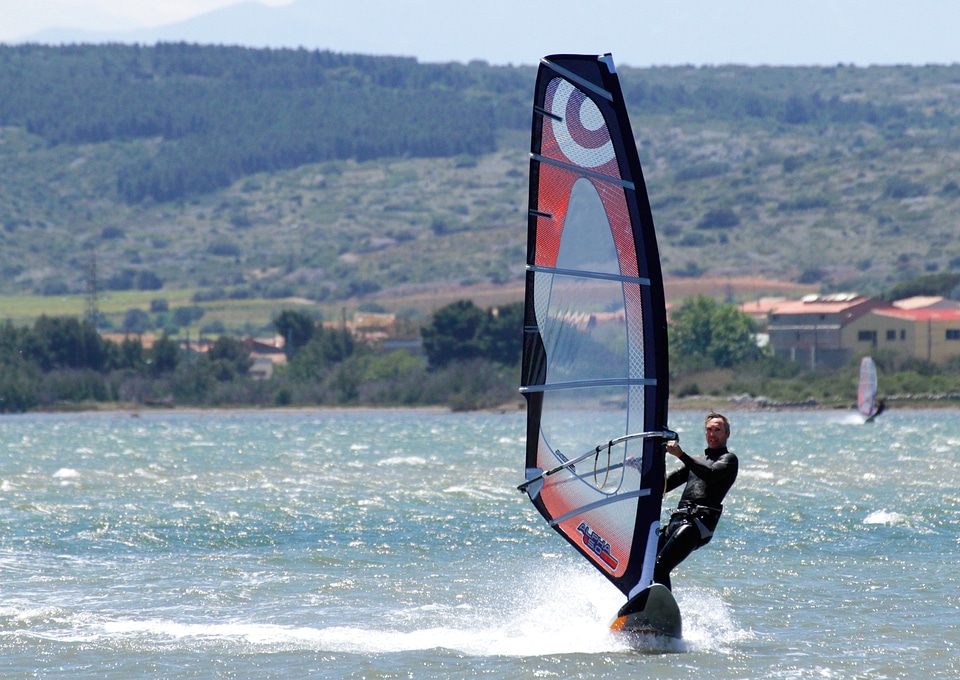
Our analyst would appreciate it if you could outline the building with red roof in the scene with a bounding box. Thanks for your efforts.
[844,306,960,364]
[765,294,891,370]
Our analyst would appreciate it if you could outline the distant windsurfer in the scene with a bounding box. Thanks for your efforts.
[865,399,886,423]
[654,412,738,590]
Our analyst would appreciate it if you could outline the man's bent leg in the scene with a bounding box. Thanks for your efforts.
[653,522,700,590]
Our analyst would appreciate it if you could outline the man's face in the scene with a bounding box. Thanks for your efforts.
[704,418,729,449]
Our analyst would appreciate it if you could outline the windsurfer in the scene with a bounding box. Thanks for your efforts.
[653,412,738,590]
[866,398,886,423]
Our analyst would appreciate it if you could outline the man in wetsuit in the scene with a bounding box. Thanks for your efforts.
[865,398,886,423]
[653,411,738,590]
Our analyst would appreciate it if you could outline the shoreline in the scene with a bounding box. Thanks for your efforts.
[13,395,959,416]
[668,394,960,412]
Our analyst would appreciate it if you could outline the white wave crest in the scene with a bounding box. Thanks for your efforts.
[377,456,428,467]
[863,509,908,526]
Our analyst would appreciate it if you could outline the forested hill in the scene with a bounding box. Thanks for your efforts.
[2,44,940,204]
[0,43,528,202]
[2,44,960,311]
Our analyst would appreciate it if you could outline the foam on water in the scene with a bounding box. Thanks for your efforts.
[103,565,751,657]
[0,558,743,660]
[675,587,751,652]
[86,566,639,656]
[863,509,908,526]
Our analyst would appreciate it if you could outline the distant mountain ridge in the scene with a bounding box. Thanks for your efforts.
[20,2,313,52]
[13,0,960,68]
[11,0,528,64]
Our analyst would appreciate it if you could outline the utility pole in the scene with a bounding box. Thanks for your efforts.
[84,253,99,325]
[340,307,347,361]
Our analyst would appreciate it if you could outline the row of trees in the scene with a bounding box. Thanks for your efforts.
[10,294,954,414]
[0,299,524,413]
[0,316,253,412]
[0,294,773,413]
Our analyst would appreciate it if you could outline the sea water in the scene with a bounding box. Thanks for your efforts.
[0,407,958,678]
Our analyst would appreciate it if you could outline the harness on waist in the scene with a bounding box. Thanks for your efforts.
[668,501,724,543]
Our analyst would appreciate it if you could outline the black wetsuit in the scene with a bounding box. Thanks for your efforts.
[654,446,738,590]
[866,400,886,423]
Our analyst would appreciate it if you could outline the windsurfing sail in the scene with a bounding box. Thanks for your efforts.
[518,54,673,602]
[858,356,878,418]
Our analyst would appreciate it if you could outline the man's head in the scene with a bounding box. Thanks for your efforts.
[704,411,730,450]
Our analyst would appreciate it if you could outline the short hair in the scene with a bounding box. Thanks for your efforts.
[705,411,730,436]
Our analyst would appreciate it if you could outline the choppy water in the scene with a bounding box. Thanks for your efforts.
[0,408,958,678]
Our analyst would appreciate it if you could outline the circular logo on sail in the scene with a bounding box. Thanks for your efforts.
[548,79,615,169]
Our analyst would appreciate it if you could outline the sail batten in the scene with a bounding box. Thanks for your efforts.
[520,377,657,393]
[533,105,563,122]
[539,58,615,101]
[530,153,636,189]
[520,54,671,597]
[548,489,653,526]
[526,264,651,285]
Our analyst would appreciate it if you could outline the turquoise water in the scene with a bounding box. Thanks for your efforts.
[0,408,958,678]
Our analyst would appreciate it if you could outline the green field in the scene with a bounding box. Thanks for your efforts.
[0,290,319,337]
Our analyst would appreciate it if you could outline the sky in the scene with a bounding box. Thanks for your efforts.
[2,0,293,37]
[2,0,960,68]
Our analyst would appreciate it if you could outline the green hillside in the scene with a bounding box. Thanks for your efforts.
[1,44,960,330]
